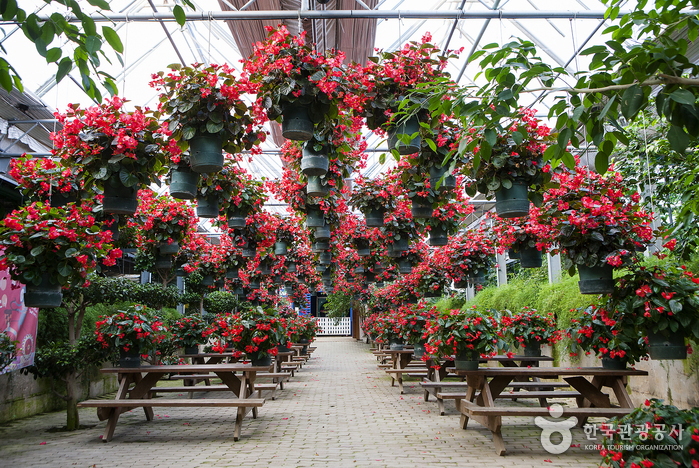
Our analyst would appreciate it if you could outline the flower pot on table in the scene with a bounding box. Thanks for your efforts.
[387,115,421,155]
[281,105,314,141]
[648,331,686,360]
[184,346,199,355]
[169,167,198,199]
[301,145,329,177]
[601,356,626,370]
[454,351,479,371]
[189,132,223,173]
[494,181,530,218]
[251,353,273,367]
[196,195,220,219]
[519,247,542,268]
[577,264,614,295]
[363,207,386,227]
[103,180,138,215]
[119,347,141,368]
[389,341,404,351]
[413,343,426,359]
[523,343,542,357]
[24,274,62,308]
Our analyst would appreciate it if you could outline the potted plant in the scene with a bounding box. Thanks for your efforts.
[425,308,500,370]
[0,331,18,373]
[349,175,398,227]
[443,230,495,288]
[413,262,450,298]
[244,26,349,141]
[491,215,544,268]
[224,165,267,229]
[52,97,171,215]
[422,195,472,247]
[501,306,561,356]
[151,63,264,173]
[598,399,699,468]
[94,305,167,368]
[460,108,553,218]
[532,163,654,294]
[374,313,406,350]
[9,155,81,206]
[0,203,121,307]
[609,260,699,360]
[274,216,298,255]
[380,200,419,258]
[566,305,647,369]
[399,305,436,358]
[171,315,207,355]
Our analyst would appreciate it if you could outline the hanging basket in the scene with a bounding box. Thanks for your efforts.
[315,265,327,273]
[648,331,686,360]
[158,242,180,256]
[387,115,421,155]
[286,262,297,273]
[312,241,330,252]
[319,251,332,265]
[389,341,404,351]
[356,247,371,257]
[494,181,530,218]
[258,259,272,276]
[274,241,288,256]
[189,132,223,173]
[227,207,247,229]
[398,259,413,275]
[249,280,261,290]
[363,207,386,227]
[281,104,314,141]
[23,274,62,308]
[468,270,487,285]
[454,351,479,371]
[50,192,78,208]
[429,163,456,191]
[201,275,215,286]
[226,268,239,280]
[169,167,198,200]
[411,196,433,219]
[301,145,329,177]
[519,247,542,268]
[242,246,256,258]
[601,356,627,370]
[306,207,325,228]
[154,255,173,270]
[103,181,138,216]
[508,248,519,259]
[196,195,220,219]
[119,346,141,368]
[577,264,615,295]
[307,175,329,197]
[313,224,331,241]
[428,225,449,247]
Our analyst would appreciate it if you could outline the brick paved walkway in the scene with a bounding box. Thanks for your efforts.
[0,338,603,467]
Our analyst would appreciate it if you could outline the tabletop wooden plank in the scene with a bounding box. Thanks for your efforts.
[453,367,648,377]
[100,364,271,374]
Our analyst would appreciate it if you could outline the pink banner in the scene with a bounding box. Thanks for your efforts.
[1,268,39,375]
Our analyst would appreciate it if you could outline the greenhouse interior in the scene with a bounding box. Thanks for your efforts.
[1,0,698,466]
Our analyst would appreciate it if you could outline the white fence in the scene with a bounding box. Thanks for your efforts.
[315,317,351,336]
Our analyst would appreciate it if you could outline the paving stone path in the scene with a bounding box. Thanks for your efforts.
[0,337,604,467]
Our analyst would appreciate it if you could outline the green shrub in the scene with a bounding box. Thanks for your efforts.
[203,291,239,315]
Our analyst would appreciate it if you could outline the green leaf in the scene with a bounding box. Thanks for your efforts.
[206,121,224,134]
[0,68,11,92]
[101,26,123,53]
[30,246,45,257]
[598,95,616,120]
[669,89,696,105]
[84,35,101,55]
[64,247,78,258]
[57,262,72,277]
[484,129,497,148]
[379,153,386,165]
[56,57,72,83]
[45,47,61,63]
[87,0,111,9]
[1,0,17,21]
[561,152,576,169]
[595,151,609,174]
[173,5,186,26]
[182,126,196,140]
[668,125,690,154]
[620,84,645,119]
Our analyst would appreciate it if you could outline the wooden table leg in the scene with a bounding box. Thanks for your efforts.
[606,376,634,408]
[102,374,132,442]
[481,379,506,456]
[459,376,480,430]
[565,376,610,427]
[233,406,245,441]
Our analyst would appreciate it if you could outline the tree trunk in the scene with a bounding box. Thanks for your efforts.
[65,371,80,430]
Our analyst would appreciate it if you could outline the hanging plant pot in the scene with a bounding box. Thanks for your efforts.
[174,266,186,277]
[577,264,615,295]
[103,181,138,215]
[312,241,330,253]
[249,280,261,290]
[196,195,220,219]
[201,275,215,286]
[306,207,325,228]
[363,207,386,228]
[428,225,449,247]
[272,275,282,285]
[315,265,327,273]
[392,237,411,253]
[286,262,297,273]
[313,224,331,241]
[226,268,239,280]
[158,242,180,256]
[454,351,479,371]
[258,259,272,276]
[184,345,199,355]
[284,285,294,296]
[227,207,247,229]
[468,270,487,285]
[169,167,198,199]
[281,104,314,141]
[648,331,686,360]
[322,269,333,281]
[189,132,223,173]
[364,271,376,283]
[353,266,365,274]
[523,343,542,357]
[424,288,442,298]
[429,163,456,191]
[406,297,418,304]
[242,246,256,258]
[601,356,627,370]
[519,247,542,268]
[494,181,530,218]
[233,286,244,295]
[307,175,329,197]
[398,258,413,275]
[119,345,141,368]
[319,251,332,265]
[301,145,329,177]
[411,196,433,219]
[23,274,62,308]
[376,281,385,288]
[356,247,371,257]
[154,255,173,270]
[251,353,273,367]
[50,192,77,208]
[322,280,334,292]
[508,248,519,259]
[274,241,288,256]
[387,115,421,155]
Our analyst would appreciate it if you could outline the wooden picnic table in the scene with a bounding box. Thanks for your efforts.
[452,366,648,456]
[78,364,270,442]
[383,349,428,393]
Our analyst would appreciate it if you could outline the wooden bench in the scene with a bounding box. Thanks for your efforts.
[78,398,265,441]
[463,405,632,418]
[384,369,428,393]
